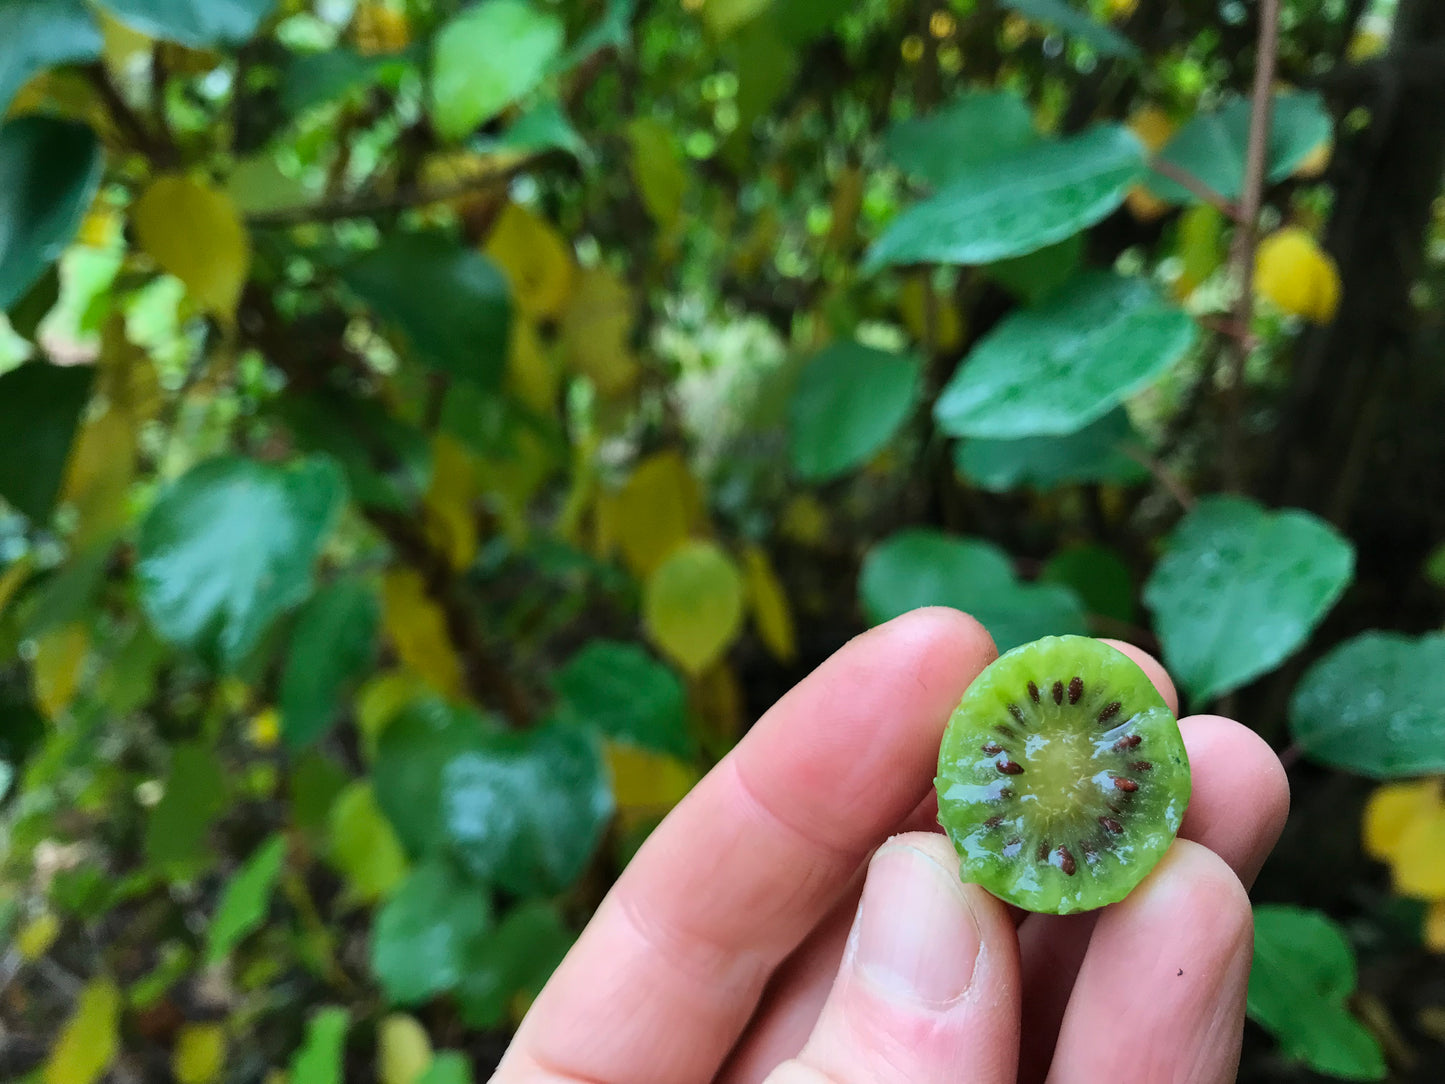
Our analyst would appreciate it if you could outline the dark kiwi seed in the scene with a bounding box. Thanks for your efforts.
[935,636,1191,914]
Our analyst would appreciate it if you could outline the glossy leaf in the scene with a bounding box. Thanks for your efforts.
[137,456,346,669]
[953,408,1147,490]
[865,126,1143,269]
[787,340,922,481]
[370,859,492,1006]
[1042,543,1136,625]
[0,0,102,117]
[935,272,1196,439]
[205,835,287,963]
[885,90,1038,186]
[343,233,511,388]
[96,0,273,46]
[289,1008,349,1084]
[131,174,251,319]
[1248,906,1386,1080]
[1148,92,1333,204]
[0,117,103,310]
[43,977,120,1084]
[1001,0,1139,59]
[372,699,614,895]
[1290,633,1445,778]
[0,362,93,523]
[458,902,573,1028]
[281,580,379,749]
[431,0,564,141]
[1143,497,1354,703]
[551,640,692,757]
[644,540,746,675]
[860,529,1086,652]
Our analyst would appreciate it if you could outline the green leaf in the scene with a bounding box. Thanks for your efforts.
[458,902,574,1029]
[417,1054,474,1084]
[1248,905,1386,1080]
[342,233,511,388]
[275,392,431,514]
[860,529,1086,652]
[373,700,614,895]
[0,0,102,117]
[864,125,1143,270]
[1143,496,1354,703]
[885,90,1038,187]
[953,408,1147,491]
[986,233,1084,303]
[550,640,693,758]
[935,272,1196,439]
[787,340,921,481]
[1042,543,1136,625]
[144,742,228,881]
[1000,0,1139,59]
[1148,92,1333,204]
[205,835,287,964]
[95,0,274,46]
[281,48,416,117]
[1289,632,1445,778]
[559,0,634,67]
[291,750,350,837]
[326,780,410,905]
[370,859,492,1006]
[288,1007,349,1084]
[0,117,103,310]
[702,0,771,37]
[8,262,61,342]
[0,362,93,523]
[474,100,590,162]
[137,456,346,669]
[280,580,379,749]
[431,0,564,142]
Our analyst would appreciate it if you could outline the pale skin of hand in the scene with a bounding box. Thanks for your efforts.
[491,608,1291,1084]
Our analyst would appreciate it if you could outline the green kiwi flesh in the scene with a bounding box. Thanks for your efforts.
[935,635,1190,914]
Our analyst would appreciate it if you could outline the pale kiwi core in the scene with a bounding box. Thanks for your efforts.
[935,635,1191,914]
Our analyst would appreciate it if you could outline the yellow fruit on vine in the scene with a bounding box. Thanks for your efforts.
[1254,227,1342,324]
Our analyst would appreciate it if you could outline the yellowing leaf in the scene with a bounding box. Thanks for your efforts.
[1173,202,1226,301]
[377,1013,433,1084]
[506,318,561,416]
[423,435,479,573]
[248,707,281,749]
[628,118,687,235]
[33,621,90,721]
[1427,901,1445,953]
[742,545,795,663]
[606,741,700,817]
[1254,227,1341,324]
[485,203,575,320]
[560,266,641,397]
[613,450,705,577]
[17,911,61,961]
[898,275,963,353]
[644,541,745,675]
[1363,781,1436,863]
[327,781,410,906]
[1293,138,1332,179]
[173,1023,226,1084]
[1394,801,1445,900]
[1108,0,1139,17]
[382,570,464,700]
[353,1,411,55]
[131,175,251,320]
[44,977,120,1084]
[61,407,135,547]
[0,555,35,621]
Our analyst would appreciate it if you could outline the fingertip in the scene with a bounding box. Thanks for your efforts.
[1133,838,1253,931]
[876,606,999,670]
[1099,638,1179,714]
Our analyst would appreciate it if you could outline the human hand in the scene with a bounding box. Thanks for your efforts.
[491,608,1290,1084]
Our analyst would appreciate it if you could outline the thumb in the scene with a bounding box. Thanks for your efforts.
[764,832,1021,1084]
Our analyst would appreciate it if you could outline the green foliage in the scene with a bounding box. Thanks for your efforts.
[787,340,921,481]
[98,0,276,46]
[205,834,287,963]
[0,0,102,116]
[1000,0,1139,59]
[281,580,380,749]
[371,859,492,1006]
[431,0,564,141]
[0,362,92,522]
[885,90,1038,186]
[551,639,693,757]
[953,408,1147,490]
[289,1007,349,1084]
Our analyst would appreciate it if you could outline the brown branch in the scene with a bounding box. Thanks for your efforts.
[1221,0,1282,492]
[1147,159,1244,222]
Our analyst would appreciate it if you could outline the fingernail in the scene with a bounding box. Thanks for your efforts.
[850,843,982,1005]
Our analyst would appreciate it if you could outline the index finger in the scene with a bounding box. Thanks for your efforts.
[500,607,996,1084]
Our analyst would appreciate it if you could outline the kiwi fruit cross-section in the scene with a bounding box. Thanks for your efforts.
[935,635,1191,914]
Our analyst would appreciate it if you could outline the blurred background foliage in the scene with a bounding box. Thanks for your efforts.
[2,0,1445,1080]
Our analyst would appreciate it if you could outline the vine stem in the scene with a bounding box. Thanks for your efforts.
[1222,0,1282,492]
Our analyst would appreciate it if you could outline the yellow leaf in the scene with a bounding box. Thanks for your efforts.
[1173,202,1226,301]
[1127,105,1176,153]
[353,1,411,55]
[99,9,152,81]
[377,1013,433,1084]
[0,555,35,622]
[627,118,687,234]
[172,1023,226,1084]
[613,450,705,577]
[327,781,410,906]
[560,266,641,397]
[17,911,61,961]
[741,545,795,663]
[506,318,562,416]
[606,741,700,818]
[644,541,745,675]
[61,406,135,547]
[6,71,111,135]
[1254,227,1342,324]
[33,622,90,721]
[381,570,464,700]
[485,203,575,320]
[423,435,479,573]
[248,707,281,750]
[1427,901,1445,953]
[131,175,251,321]
[1393,800,1445,900]
[1347,29,1387,63]
[898,274,963,353]
[1363,781,1435,863]
[44,977,120,1084]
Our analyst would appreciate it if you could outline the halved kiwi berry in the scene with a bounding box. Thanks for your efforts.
[935,635,1190,914]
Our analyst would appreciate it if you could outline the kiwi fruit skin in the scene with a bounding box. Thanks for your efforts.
[935,635,1190,915]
